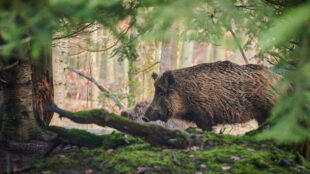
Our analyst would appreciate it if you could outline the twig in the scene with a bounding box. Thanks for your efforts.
[228,28,249,64]
[136,61,160,74]
[0,60,19,71]
[77,25,131,52]
[67,66,126,110]
[52,23,94,40]
[77,39,119,52]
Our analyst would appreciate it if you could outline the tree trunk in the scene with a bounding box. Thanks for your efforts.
[50,38,68,126]
[1,60,41,141]
[192,42,208,65]
[160,39,178,73]
[32,50,54,127]
[90,27,101,108]
[179,41,194,68]
[1,46,53,142]
[210,44,217,62]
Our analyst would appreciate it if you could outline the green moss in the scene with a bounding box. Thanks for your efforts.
[30,131,310,174]
[139,122,152,127]
[41,128,57,137]
[61,129,140,149]
[65,128,104,148]
[67,109,104,118]
[34,155,76,173]
[174,130,189,147]
[295,152,310,168]
[104,113,132,122]
[101,131,139,149]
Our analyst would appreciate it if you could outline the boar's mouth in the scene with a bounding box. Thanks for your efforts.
[142,116,149,122]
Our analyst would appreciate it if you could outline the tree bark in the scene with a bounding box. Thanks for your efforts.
[1,60,42,141]
[32,50,54,126]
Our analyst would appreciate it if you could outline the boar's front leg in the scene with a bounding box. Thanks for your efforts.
[186,112,213,131]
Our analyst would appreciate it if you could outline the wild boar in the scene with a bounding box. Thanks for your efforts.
[144,61,279,131]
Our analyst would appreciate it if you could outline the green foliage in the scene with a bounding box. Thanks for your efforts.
[0,0,135,59]
[256,2,310,143]
[259,2,310,50]
[258,60,310,143]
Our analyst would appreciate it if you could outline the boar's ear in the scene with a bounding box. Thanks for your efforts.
[151,72,158,80]
[161,71,175,88]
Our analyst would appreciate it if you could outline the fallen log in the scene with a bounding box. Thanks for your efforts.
[44,104,202,149]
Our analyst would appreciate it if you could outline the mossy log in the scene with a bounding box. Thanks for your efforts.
[44,104,202,149]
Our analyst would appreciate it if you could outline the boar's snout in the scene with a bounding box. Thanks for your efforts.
[144,107,166,122]
[141,116,149,122]
[121,110,130,118]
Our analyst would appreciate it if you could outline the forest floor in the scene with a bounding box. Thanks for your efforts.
[27,128,310,174]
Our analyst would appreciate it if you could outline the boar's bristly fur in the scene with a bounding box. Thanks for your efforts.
[145,61,280,131]
[121,100,151,120]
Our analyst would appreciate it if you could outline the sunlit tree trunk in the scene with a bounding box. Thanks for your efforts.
[50,39,68,126]
[90,27,102,108]
[103,31,115,84]
[160,39,178,73]
[192,42,208,65]
[179,41,194,68]
[210,44,217,62]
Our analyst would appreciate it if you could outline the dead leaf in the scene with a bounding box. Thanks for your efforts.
[199,164,206,169]
[230,156,241,161]
[85,169,94,174]
[296,165,305,169]
[222,166,231,171]
[137,167,152,173]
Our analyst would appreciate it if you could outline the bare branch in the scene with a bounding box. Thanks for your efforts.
[136,61,160,74]
[67,66,126,110]
[77,39,119,52]
[77,25,131,53]
[0,60,19,71]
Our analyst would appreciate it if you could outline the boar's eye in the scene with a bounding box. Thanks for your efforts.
[158,92,164,97]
